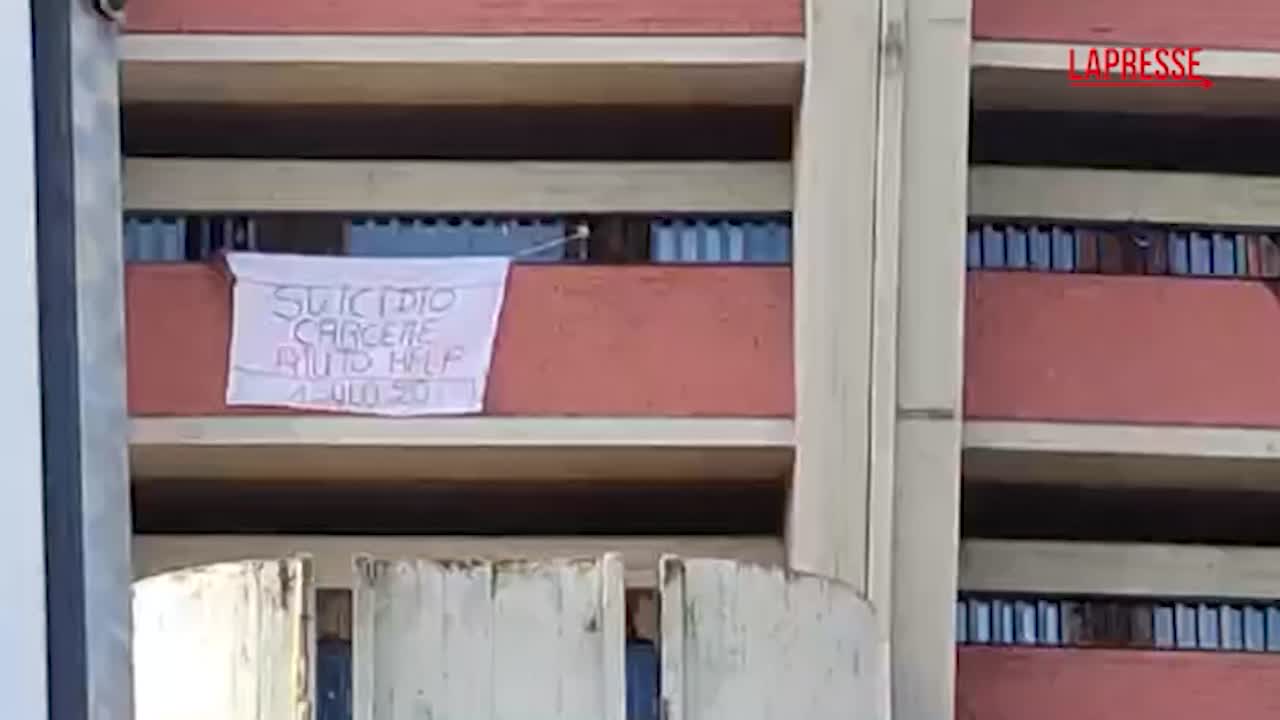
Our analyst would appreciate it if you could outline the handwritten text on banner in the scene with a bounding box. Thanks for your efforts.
[225,253,511,416]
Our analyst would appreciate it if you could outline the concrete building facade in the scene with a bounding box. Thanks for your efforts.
[31,0,1280,717]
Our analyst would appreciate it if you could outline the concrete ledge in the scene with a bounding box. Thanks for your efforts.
[973,41,1280,116]
[960,539,1280,599]
[964,420,1280,490]
[970,164,1280,228]
[125,158,793,214]
[131,416,795,480]
[121,35,805,105]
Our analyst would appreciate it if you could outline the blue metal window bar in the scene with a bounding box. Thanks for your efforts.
[649,216,791,264]
[957,593,1280,653]
[347,217,571,261]
[123,214,574,263]
[967,222,1280,278]
[124,213,796,265]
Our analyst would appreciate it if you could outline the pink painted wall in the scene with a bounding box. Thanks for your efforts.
[958,647,1280,720]
[126,263,793,417]
[133,267,1280,425]
[129,0,1277,46]
[965,272,1280,427]
[974,0,1280,52]
[124,0,802,35]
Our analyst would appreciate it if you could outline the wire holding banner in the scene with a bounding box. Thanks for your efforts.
[512,221,591,259]
[210,221,592,280]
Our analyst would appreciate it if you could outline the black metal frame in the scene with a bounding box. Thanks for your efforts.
[31,0,90,717]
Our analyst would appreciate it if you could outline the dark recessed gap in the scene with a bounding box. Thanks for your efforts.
[972,110,1280,176]
[963,480,1280,546]
[124,104,794,161]
[132,478,785,535]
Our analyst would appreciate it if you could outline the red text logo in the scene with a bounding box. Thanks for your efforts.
[1068,47,1213,88]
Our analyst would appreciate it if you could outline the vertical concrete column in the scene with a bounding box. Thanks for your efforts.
[791,0,912,649]
[790,0,970,715]
[890,0,971,718]
[32,0,133,718]
[788,0,882,592]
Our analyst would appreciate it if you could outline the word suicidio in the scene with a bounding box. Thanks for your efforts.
[1067,47,1212,87]
[271,284,458,321]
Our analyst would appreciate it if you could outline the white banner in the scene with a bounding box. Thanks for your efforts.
[224,253,510,416]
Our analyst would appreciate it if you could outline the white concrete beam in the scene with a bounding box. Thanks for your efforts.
[961,540,1280,600]
[121,34,804,106]
[125,159,793,214]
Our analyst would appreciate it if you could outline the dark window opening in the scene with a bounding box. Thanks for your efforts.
[312,586,662,720]
[967,222,1280,279]
[958,592,1280,654]
[122,212,793,266]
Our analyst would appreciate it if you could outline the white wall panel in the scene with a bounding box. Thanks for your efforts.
[353,555,626,720]
[660,557,886,720]
[133,557,314,720]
